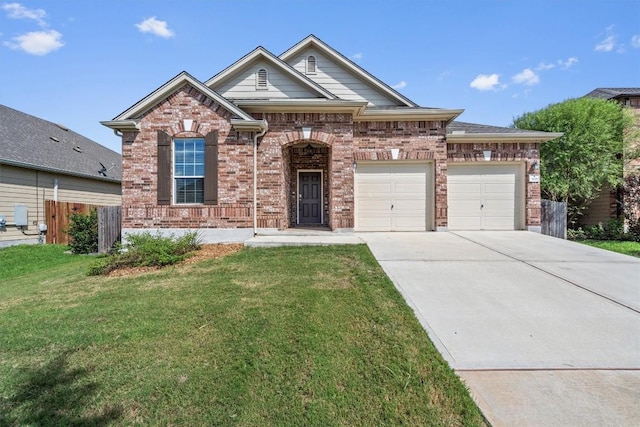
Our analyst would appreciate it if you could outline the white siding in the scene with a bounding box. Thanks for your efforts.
[286,49,402,106]
[0,164,121,246]
[216,59,320,99]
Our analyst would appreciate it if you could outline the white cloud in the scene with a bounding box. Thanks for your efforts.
[595,25,617,52]
[470,73,502,91]
[135,17,175,39]
[2,2,46,26]
[535,62,555,71]
[512,68,540,86]
[558,56,579,69]
[632,35,640,48]
[351,52,362,60]
[391,80,407,89]
[4,29,64,55]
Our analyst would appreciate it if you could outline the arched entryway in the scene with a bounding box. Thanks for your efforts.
[285,142,331,228]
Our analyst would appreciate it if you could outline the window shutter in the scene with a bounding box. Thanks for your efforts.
[157,130,172,205]
[204,131,218,205]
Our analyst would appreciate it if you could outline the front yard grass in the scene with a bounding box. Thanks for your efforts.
[0,244,486,426]
[577,239,640,258]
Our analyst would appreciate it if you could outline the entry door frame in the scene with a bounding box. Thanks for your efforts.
[297,169,323,225]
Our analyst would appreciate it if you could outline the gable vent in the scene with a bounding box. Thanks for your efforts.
[256,68,268,89]
[306,55,316,74]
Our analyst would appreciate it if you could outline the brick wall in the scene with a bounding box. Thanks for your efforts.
[121,85,254,229]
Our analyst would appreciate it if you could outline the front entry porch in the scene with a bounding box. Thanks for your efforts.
[287,143,330,228]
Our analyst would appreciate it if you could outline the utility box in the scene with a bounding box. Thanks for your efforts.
[14,205,28,227]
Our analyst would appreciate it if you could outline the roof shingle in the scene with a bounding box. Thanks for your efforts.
[0,104,121,182]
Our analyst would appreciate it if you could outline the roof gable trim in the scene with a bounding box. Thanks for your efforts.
[204,47,337,100]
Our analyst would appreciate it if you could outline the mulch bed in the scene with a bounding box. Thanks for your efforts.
[106,243,244,277]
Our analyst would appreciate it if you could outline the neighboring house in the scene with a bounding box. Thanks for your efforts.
[102,35,560,243]
[580,88,640,226]
[0,104,122,247]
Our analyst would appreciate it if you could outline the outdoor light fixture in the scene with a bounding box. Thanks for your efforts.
[303,144,314,155]
[483,150,492,161]
[533,161,539,170]
[302,127,312,140]
[353,160,357,170]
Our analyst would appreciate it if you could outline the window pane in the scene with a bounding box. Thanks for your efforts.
[174,138,205,203]
[175,178,204,204]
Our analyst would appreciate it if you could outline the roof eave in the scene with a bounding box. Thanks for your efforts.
[235,99,368,114]
[356,108,464,122]
[447,132,563,143]
[230,118,269,132]
[0,159,122,183]
[100,120,140,132]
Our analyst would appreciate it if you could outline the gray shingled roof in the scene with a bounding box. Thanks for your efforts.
[0,104,121,182]
[447,121,550,135]
[583,88,640,100]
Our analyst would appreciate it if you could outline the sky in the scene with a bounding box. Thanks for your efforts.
[0,0,639,154]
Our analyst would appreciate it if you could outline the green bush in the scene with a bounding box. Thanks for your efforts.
[67,209,98,254]
[570,219,632,241]
[88,231,201,275]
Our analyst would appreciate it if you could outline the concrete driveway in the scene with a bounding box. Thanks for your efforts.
[359,231,640,427]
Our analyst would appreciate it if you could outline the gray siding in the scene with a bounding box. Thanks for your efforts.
[286,49,401,106]
[216,59,320,99]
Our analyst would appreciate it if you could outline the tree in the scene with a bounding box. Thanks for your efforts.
[513,97,628,225]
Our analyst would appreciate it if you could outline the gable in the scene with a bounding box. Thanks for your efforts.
[280,35,417,107]
[215,58,324,100]
[285,48,403,106]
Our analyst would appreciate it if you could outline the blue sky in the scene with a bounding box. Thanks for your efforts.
[1,0,639,153]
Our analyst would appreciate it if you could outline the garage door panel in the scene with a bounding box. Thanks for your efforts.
[355,162,432,232]
[448,164,522,231]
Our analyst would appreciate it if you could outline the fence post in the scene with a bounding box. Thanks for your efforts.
[541,199,567,239]
[98,205,122,253]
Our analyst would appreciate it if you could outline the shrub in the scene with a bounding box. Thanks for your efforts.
[67,209,98,254]
[88,231,201,275]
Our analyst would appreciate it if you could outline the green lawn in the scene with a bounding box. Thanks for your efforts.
[577,239,640,258]
[0,244,486,426]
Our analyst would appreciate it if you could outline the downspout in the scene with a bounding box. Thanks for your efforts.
[253,127,267,236]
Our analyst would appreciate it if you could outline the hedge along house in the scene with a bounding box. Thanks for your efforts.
[102,35,560,243]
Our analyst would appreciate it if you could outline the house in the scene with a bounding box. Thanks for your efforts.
[102,35,560,243]
[580,88,640,226]
[0,104,122,247]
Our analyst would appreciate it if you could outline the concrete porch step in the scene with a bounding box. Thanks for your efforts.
[244,234,364,247]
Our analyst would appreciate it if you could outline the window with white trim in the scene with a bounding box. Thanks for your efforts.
[174,138,205,203]
[306,55,316,74]
[256,68,268,89]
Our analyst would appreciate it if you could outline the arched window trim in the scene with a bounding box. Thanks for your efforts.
[306,55,317,74]
[256,68,268,90]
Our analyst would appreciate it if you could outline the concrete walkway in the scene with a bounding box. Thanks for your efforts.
[359,231,640,427]
[245,228,364,247]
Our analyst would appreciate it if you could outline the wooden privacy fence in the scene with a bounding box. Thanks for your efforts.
[45,201,122,252]
[98,205,121,253]
[541,199,567,239]
[45,200,98,245]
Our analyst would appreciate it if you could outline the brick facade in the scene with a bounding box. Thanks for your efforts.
[120,85,543,235]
